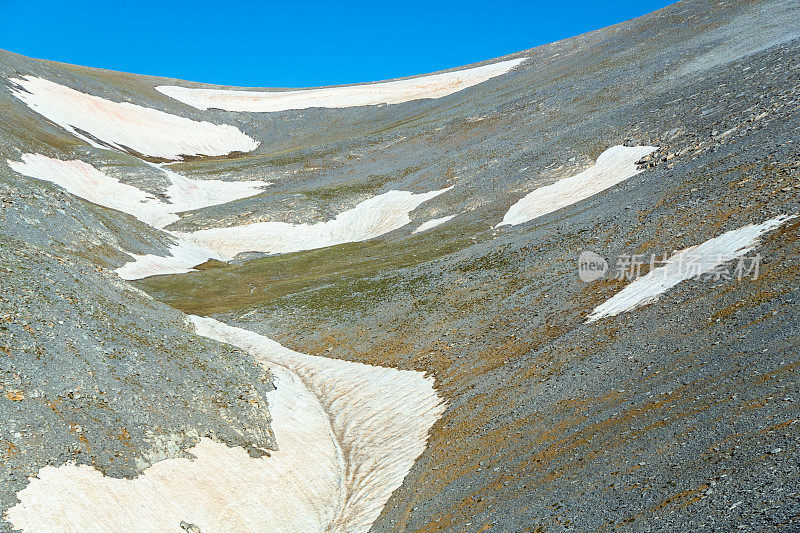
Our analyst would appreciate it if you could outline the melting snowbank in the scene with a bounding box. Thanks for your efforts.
[498,145,658,227]
[9,76,259,160]
[116,187,452,278]
[5,317,446,532]
[587,215,795,322]
[9,151,450,279]
[183,187,453,259]
[157,164,269,219]
[190,317,446,531]
[156,58,526,112]
[116,186,450,278]
[413,215,456,234]
[115,239,223,280]
[8,154,267,229]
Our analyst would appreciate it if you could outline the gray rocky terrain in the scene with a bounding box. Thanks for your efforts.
[1,0,800,530]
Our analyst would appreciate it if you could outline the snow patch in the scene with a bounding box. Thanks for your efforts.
[115,187,451,279]
[8,154,267,229]
[9,76,259,160]
[586,215,795,322]
[498,145,658,227]
[5,317,446,533]
[115,239,222,280]
[156,58,526,112]
[181,187,453,260]
[413,215,456,234]
[190,317,446,532]
[157,164,269,219]
[9,154,449,279]
[9,152,449,282]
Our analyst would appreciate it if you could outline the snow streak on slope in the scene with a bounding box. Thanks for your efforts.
[8,154,267,228]
[8,151,450,279]
[156,58,526,112]
[157,164,269,218]
[9,76,259,160]
[5,317,446,532]
[413,215,456,234]
[115,239,223,280]
[498,145,658,227]
[181,187,454,259]
[586,215,795,322]
[117,187,452,278]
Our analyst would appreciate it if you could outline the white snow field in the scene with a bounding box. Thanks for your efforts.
[155,58,526,112]
[7,154,267,228]
[498,145,658,227]
[7,152,451,279]
[413,215,456,234]
[9,76,259,160]
[118,187,453,279]
[5,316,446,533]
[115,239,223,280]
[181,187,454,259]
[586,214,796,322]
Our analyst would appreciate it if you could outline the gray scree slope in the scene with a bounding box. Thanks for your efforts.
[1,0,800,530]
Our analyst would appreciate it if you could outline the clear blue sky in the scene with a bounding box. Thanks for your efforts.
[2,0,674,87]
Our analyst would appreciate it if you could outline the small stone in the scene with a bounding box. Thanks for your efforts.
[180,521,202,533]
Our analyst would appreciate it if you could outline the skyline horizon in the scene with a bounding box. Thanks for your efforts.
[2,0,675,88]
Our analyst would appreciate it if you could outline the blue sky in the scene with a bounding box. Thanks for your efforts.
[2,0,674,87]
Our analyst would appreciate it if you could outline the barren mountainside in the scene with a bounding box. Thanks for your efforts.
[1,0,800,530]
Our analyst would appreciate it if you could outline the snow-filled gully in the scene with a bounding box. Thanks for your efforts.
[7,154,452,278]
[4,74,460,532]
[4,153,449,531]
[6,318,446,532]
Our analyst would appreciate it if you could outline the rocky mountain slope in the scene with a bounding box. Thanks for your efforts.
[1,0,800,530]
